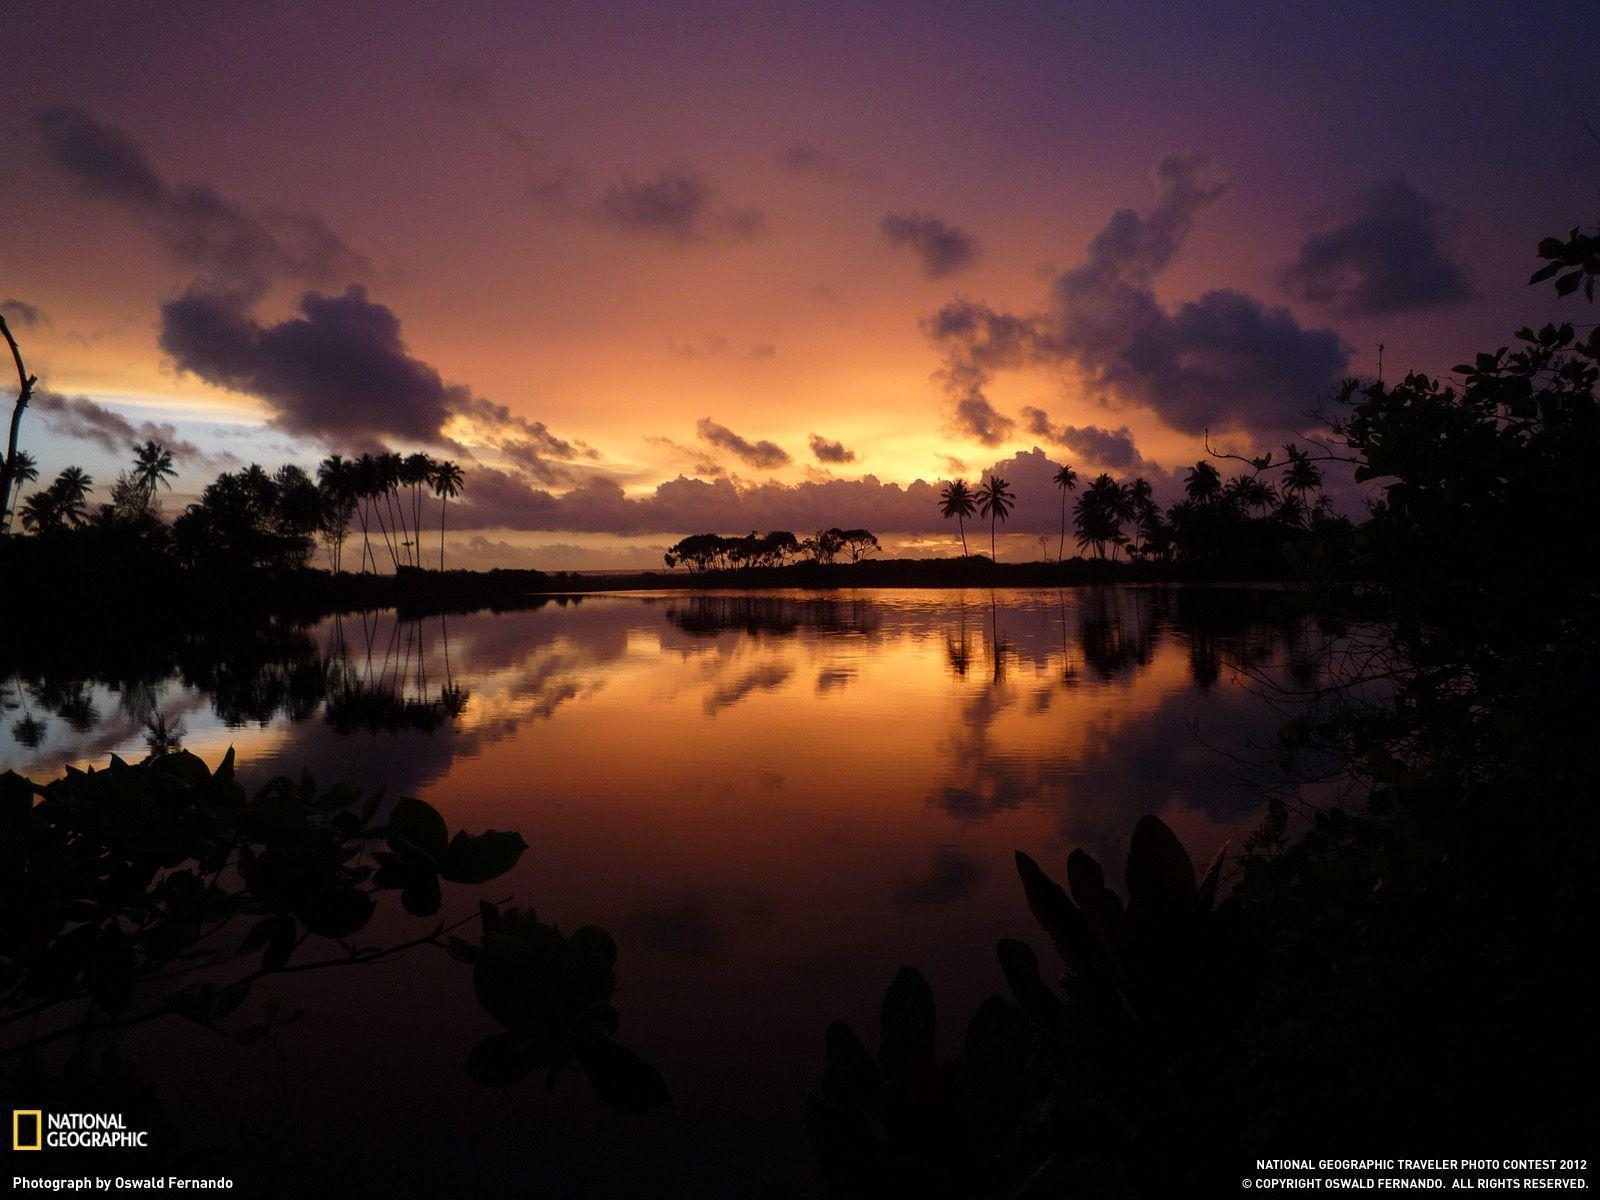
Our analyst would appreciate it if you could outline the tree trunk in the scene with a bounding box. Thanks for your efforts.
[0,315,38,536]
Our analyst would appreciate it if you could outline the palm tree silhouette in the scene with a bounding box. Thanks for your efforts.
[317,455,358,574]
[1184,461,1222,505]
[51,467,92,526]
[1052,464,1078,562]
[430,460,464,571]
[939,478,977,556]
[402,453,435,568]
[3,450,37,529]
[132,440,177,504]
[18,490,59,533]
[975,475,1015,563]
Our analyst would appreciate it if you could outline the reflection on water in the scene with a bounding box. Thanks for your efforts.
[1,587,1324,1197]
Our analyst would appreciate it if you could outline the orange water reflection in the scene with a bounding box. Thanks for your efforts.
[5,586,1316,1196]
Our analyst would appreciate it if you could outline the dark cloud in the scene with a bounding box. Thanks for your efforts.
[808,434,856,464]
[1281,178,1472,317]
[159,285,582,455]
[644,435,726,478]
[925,155,1350,440]
[882,212,979,278]
[453,466,945,534]
[1020,406,1147,471]
[696,418,791,470]
[951,393,1015,446]
[33,389,212,463]
[34,106,368,295]
[1,299,46,328]
[590,167,766,245]
[668,335,776,361]
[446,447,1149,536]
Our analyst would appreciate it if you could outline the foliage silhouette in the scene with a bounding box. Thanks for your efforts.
[0,748,666,1128]
[974,476,1015,563]
[939,478,978,556]
[811,224,1600,1195]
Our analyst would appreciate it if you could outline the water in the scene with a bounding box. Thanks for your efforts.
[2,586,1322,1197]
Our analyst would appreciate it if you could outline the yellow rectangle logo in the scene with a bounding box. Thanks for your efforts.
[12,1109,43,1151]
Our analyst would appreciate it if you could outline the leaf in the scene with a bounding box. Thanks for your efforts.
[823,1021,880,1107]
[878,966,936,1058]
[473,930,562,1032]
[441,828,528,884]
[1194,842,1229,914]
[298,886,375,938]
[1014,851,1104,976]
[1064,848,1105,909]
[401,869,441,916]
[1125,816,1195,911]
[574,1039,670,1113]
[995,938,1069,1034]
[387,796,448,864]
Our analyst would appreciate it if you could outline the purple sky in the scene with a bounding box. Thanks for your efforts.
[3,0,1596,566]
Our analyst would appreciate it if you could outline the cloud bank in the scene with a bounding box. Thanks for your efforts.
[34,106,368,295]
[1281,178,1471,316]
[883,212,978,278]
[695,418,791,470]
[926,154,1351,441]
[807,434,856,464]
[159,285,585,473]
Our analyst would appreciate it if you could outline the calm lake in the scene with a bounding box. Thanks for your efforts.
[4,586,1322,1198]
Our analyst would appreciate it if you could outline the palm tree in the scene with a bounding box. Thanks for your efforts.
[132,440,177,504]
[1052,464,1078,562]
[49,467,93,527]
[430,460,464,571]
[975,475,1015,563]
[317,455,358,574]
[1283,446,1323,504]
[18,490,61,534]
[2,450,37,532]
[939,478,977,556]
[1184,461,1222,505]
[376,452,404,570]
[402,453,435,567]
[1127,476,1156,555]
[1224,474,1276,516]
[1073,474,1124,559]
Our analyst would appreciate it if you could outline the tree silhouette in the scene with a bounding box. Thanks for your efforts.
[2,448,36,529]
[975,475,1015,562]
[316,455,358,574]
[939,478,977,556]
[1183,460,1222,505]
[402,452,435,568]
[1073,473,1124,559]
[431,459,464,571]
[132,440,177,505]
[1052,464,1078,561]
[0,311,38,537]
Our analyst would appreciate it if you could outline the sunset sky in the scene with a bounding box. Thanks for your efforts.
[4,0,1595,567]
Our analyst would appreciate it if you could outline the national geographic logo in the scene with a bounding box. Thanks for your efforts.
[12,1110,42,1151]
[10,1110,149,1150]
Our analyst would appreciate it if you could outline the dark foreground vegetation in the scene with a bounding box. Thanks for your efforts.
[796,226,1600,1196]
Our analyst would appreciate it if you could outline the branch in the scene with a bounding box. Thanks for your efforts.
[0,898,508,1062]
